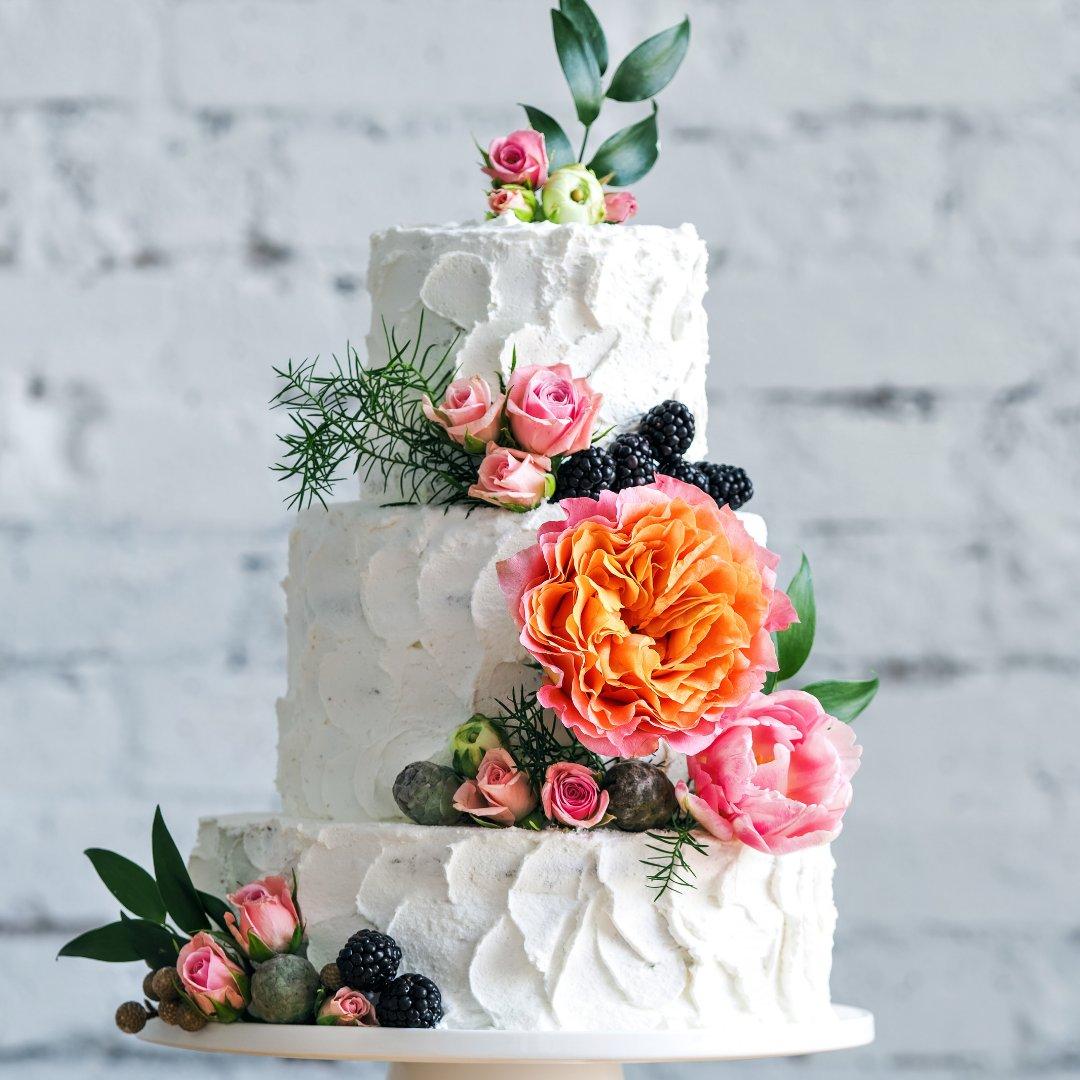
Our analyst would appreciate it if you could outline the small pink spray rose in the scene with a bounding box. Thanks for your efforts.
[541,762,609,829]
[603,191,638,224]
[422,376,504,448]
[483,129,549,188]
[225,875,302,958]
[317,987,379,1027]
[487,185,539,223]
[677,690,862,854]
[468,443,553,511]
[453,747,538,826]
[176,932,249,1019]
[505,363,603,458]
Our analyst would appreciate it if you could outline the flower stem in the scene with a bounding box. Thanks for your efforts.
[578,126,591,163]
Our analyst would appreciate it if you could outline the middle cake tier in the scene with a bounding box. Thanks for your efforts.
[277,500,767,823]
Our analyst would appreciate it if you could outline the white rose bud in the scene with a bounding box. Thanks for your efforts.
[541,165,606,224]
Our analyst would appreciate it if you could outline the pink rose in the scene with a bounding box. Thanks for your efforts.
[317,987,378,1027]
[678,690,862,855]
[423,376,504,447]
[176,932,249,1019]
[505,364,603,458]
[453,747,537,826]
[468,443,552,511]
[224,875,302,958]
[541,762,609,829]
[483,129,549,188]
[604,191,638,224]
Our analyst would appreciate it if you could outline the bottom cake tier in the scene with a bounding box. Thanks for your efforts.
[190,815,837,1032]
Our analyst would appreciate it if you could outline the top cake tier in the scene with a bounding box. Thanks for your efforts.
[365,219,710,459]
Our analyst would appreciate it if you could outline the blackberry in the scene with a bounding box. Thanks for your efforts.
[656,456,708,491]
[640,400,695,458]
[377,973,444,1029]
[554,447,615,500]
[696,462,754,509]
[337,929,401,993]
[611,433,658,491]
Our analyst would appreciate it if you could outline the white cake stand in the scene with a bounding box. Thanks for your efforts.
[138,1005,873,1078]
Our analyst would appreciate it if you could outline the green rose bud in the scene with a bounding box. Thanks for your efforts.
[487,184,540,223]
[450,715,506,779]
[541,165,606,225]
[392,761,465,826]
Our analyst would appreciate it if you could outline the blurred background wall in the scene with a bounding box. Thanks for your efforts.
[3,1,1079,1077]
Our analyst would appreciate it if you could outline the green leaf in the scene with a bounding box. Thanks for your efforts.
[84,849,166,923]
[606,17,691,102]
[197,890,232,934]
[152,806,209,934]
[802,676,879,723]
[121,913,183,969]
[776,555,816,683]
[560,0,608,74]
[58,921,143,963]
[588,102,660,187]
[761,667,779,695]
[246,932,276,963]
[519,104,575,170]
[551,8,602,126]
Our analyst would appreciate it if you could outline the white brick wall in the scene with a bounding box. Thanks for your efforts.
[2,1,1077,1077]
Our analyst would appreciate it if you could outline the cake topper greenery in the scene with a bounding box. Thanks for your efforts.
[479,1,691,224]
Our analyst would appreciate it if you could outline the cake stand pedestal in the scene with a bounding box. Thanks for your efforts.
[138,1004,873,1078]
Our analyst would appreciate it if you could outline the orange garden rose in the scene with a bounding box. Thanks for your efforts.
[497,477,797,758]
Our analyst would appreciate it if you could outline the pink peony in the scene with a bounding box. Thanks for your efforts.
[468,443,552,511]
[604,191,638,223]
[678,690,862,854]
[453,747,537,826]
[497,476,797,758]
[317,987,379,1027]
[176,932,249,1018]
[542,762,609,829]
[423,376,504,447]
[505,363,603,458]
[225,875,302,957]
[483,129,549,188]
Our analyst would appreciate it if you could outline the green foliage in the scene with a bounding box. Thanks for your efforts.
[606,18,691,102]
[152,806,210,934]
[198,890,233,934]
[84,848,166,923]
[560,0,608,74]
[642,814,709,900]
[551,8,602,125]
[121,913,183,968]
[802,676,879,723]
[489,686,604,793]
[520,104,575,169]
[58,921,143,963]
[588,102,660,186]
[271,316,482,512]
[775,554,816,682]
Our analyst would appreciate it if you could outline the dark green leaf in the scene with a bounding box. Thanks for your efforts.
[606,17,691,102]
[151,806,209,934]
[197,890,232,934]
[519,104,575,169]
[551,8,602,125]
[761,668,779,695]
[58,921,143,963]
[776,555,816,682]
[802,676,879,723]
[84,848,166,923]
[588,103,660,186]
[560,0,608,74]
[121,913,183,969]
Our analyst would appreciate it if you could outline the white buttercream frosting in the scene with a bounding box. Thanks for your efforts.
[276,499,767,822]
[191,815,836,1032]
[365,220,710,461]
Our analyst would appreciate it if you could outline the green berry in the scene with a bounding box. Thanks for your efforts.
[249,953,320,1024]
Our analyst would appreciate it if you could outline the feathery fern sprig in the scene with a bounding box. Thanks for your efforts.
[271,316,482,511]
[642,813,710,901]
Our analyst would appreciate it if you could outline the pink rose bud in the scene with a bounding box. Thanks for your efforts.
[678,690,862,855]
[487,185,539,223]
[453,747,538,826]
[176,932,249,1019]
[468,443,553,511]
[542,761,610,829]
[604,191,638,224]
[225,875,302,958]
[317,987,379,1027]
[422,376,505,449]
[505,363,603,458]
[482,129,549,189]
